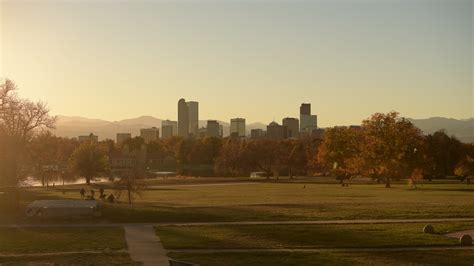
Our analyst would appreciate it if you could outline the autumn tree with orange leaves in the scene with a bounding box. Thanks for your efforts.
[359,112,424,188]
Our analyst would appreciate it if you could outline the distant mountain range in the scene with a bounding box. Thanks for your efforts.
[407,117,474,143]
[52,115,267,140]
[52,115,474,143]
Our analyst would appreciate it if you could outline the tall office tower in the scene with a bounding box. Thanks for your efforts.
[140,127,160,143]
[186,101,199,136]
[116,133,132,146]
[299,103,318,133]
[230,118,246,138]
[178,98,189,137]
[206,120,220,137]
[282,117,299,138]
[162,120,178,137]
[300,103,311,115]
[266,121,288,140]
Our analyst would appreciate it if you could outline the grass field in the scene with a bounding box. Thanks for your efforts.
[156,222,474,249]
[168,250,474,266]
[0,227,126,254]
[3,178,474,265]
[0,253,139,265]
[16,180,474,223]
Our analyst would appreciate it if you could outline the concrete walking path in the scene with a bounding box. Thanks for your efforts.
[4,217,474,228]
[124,225,169,266]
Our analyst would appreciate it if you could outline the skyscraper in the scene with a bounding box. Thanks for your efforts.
[186,101,199,136]
[178,98,189,137]
[282,117,299,138]
[300,103,311,115]
[300,103,317,133]
[230,118,246,138]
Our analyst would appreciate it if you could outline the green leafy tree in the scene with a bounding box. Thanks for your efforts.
[69,141,110,184]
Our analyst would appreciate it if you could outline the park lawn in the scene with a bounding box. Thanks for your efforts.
[19,182,474,223]
[168,250,474,266]
[0,227,126,254]
[0,253,140,265]
[156,222,474,249]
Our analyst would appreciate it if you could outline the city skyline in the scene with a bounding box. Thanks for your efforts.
[1,0,472,127]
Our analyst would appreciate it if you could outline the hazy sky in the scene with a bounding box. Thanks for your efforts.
[1,0,472,126]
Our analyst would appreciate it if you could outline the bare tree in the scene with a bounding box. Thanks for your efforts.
[0,79,56,187]
[114,167,148,205]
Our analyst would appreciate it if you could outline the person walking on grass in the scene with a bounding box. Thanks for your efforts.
[80,188,85,199]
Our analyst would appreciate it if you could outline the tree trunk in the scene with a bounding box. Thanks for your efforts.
[289,168,293,179]
[128,177,132,205]
[86,176,91,185]
[385,176,391,188]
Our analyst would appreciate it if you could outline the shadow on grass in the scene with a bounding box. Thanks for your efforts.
[145,187,181,191]
[157,223,461,250]
[414,188,474,193]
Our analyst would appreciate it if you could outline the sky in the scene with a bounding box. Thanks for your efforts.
[0,0,472,127]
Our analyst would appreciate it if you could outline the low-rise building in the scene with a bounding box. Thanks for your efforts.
[250,129,266,139]
[206,120,220,138]
[78,133,98,142]
[266,121,288,140]
[282,117,299,138]
[162,120,178,138]
[140,127,160,143]
[116,133,132,146]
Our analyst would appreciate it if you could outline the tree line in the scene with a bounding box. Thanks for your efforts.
[1,79,474,191]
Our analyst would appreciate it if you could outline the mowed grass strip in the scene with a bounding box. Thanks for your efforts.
[0,227,126,254]
[24,183,474,222]
[156,223,474,249]
[0,253,140,265]
[168,250,474,266]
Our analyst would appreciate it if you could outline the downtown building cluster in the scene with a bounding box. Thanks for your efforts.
[78,99,323,144]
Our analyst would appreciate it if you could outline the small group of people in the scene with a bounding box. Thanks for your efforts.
[80,187,115,203]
